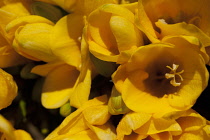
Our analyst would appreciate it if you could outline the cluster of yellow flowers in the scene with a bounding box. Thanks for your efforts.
[0,0,210,139]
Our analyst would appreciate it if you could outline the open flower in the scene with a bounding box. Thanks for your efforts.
[0,115,33,140]
[117,109,210,140]
[0,69,17,110]
[0,0,32,67]
[45,95,116,140]
[112,36,209,116]
[136,0,210,63]
[86,3,143,62]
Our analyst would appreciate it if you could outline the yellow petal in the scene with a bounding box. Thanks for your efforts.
[50,14,83,68]
[0,115,15,140]
[87,122,116,140]
[135,117,182,135]
[31,61,65,77]
[116,112,151,139]
[83,105,110,125]
[6,15,54,33]
[41,64,79,108]
[109,15,142,52]
[14,130,33,140]
[0,69,17,110]
[13,22,56,62]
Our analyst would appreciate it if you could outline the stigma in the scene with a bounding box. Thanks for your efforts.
[165,64,184,87]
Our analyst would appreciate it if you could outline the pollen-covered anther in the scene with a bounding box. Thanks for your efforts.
[165,64,184,87]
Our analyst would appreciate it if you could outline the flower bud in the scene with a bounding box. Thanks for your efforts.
[59,102,75,117]
[108,86,130,115]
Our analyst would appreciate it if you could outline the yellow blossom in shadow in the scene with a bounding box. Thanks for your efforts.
[45,95,116,140]
[112,36,209,116]
[0,69,17,110]
[0,115,33,140]
[0,0,33,67]
[86,3,143,62]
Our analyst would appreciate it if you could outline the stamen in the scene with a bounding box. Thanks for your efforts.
[165,64,184,87]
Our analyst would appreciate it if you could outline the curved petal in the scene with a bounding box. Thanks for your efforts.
[41,64,79,109]
[50,14,83,68]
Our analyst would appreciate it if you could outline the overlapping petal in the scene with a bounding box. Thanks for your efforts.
[112,36,209,116]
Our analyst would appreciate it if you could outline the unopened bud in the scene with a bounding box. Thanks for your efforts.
[108,86,130,115]
[59,102,75,117]
[31,2,66,23]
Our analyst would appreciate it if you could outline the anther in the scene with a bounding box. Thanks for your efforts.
[165,64,184,87]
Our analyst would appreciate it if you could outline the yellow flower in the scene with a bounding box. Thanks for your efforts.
[0,0,32,67]
[136,0,210,63]
[31,26,93,109]
[6,15,57,62]
[86,3,143,62]
[45,95,116,140]
[0,69,17,110]
[117,109,210,140]
[112,36,209,116]
[0,115,33,140]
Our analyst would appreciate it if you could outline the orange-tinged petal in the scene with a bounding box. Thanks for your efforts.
[41,64,79,108]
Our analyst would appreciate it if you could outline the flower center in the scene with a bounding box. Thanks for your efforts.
[165,64,184,87]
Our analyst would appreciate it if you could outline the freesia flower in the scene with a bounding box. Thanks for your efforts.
[0,115,33,140]
[45,95,116,140]
[112,36,209,117]
[32,0,118,109]
[0,69,17,110]
[0,0,32,67]
[136,0,210,63]
[86,3,143,62]
[117,109,210,140]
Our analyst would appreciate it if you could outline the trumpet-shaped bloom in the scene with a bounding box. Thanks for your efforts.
[0,115,33,140]
[0,69,17,110]
[0,0,32,67]
[112,36,209,116]
[45,95,116,140]
[86,3,143,62]
[117,109,210,140]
